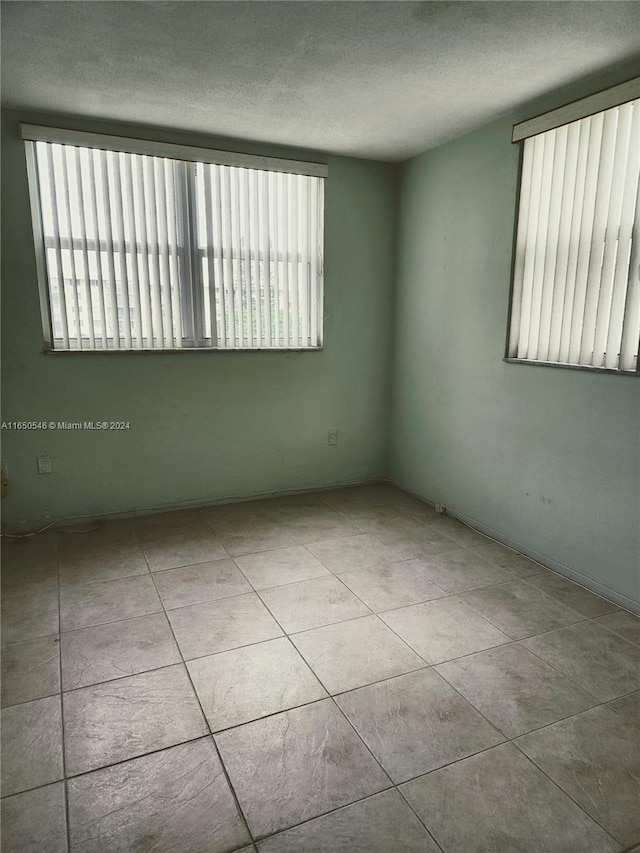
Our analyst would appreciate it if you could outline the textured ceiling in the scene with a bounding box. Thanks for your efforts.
[2,1,640,161]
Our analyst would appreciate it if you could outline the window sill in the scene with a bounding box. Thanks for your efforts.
[43,346,324,355]
[504,357,638,377]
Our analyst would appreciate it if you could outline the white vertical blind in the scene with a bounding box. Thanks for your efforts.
[24,134,325,351]
[515,133,543,358]
[122,155,142,348]
[132,154,154,346]
[509,98,640,372]
[269,171,281,346]
[43,144,70,347]
[59,147,83,347]
[250,168,261,346]
[73,148,96,349]
[86,149,109,345]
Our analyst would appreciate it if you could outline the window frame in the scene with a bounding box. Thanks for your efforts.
[22,124,328,354]
[505,78,640,376]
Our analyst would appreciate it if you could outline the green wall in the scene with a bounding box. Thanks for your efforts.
[390,108,640,610]
[3,74,638,611]
[1,110,397,528]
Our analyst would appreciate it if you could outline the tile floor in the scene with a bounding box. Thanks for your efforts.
[1,482,639,852]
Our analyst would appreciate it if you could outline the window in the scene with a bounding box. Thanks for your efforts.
[22,125,326,351]
[507,81,640,374]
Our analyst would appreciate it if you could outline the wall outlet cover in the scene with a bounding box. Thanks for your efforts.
[37,456,52,475]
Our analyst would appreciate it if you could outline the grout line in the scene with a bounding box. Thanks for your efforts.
[56,607,174,639]
[0,630,61,650]
[148,567,257,848]
[182,556,402,845]
[1,722,626,853]
[378,615,511,670]
[509,739,628,849]
[514,635,618,704]
[394,786,447,853]
[57,605,166,635]
[251,788,446,853]
[58,565,152,590]
[605,688,640,712]
[447,587,595,643]
[23,606,638,708]
[53,732,219,784]
[590,614,640,650]
[256,573,374,630]
[1,687,66,712]
[4,487,638,849]
[52,535,71,853]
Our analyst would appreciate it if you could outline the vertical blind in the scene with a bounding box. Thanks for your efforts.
[23,130,326,351]
[508,98,640,372]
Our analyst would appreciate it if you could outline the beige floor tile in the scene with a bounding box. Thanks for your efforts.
[285,510,359,543]
[59,518,138,546]
[522,621,640,701]
[60,574,162,631]
[436,643,597,737]
[257,789,440,852]
[380,596,510,664]
[368,519,458,560]
[1,635,60,707]
[460,580,584,639]
[167,592,283,659]
[470,541,545,578]
[1,539,58,596]
[0,782,67,853]
[234,545,330,590]
[410,549,514,593]
[338,507,416,532]
[1,559,58,598]
[336,668,504,783]
[525,572,619,618]
[339,561,446,611]
[266,493,332,520]
[422,515,488,548]
[61,612,181,690]
[291,615,425,693]
[306,533,399,573]
[59,540,148,587]
[216,522,299,557]
[139,524,228,571]
[1,587,59,644]
[1,695,63,796]
[0,485,629,847]
[259,575,371,633]
[201,499,278,532]
[152,558,251,608]
[607,691,640,727]
[63,664,207,775]
[401,743,620,853]
[67,738,250,853]
[215,698,390,838]
[516,706,640,848]
[188,637,326,730]
[594,610,640,647]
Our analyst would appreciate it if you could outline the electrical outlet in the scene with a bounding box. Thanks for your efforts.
[328,429,338,446]
[37,456,52,475]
